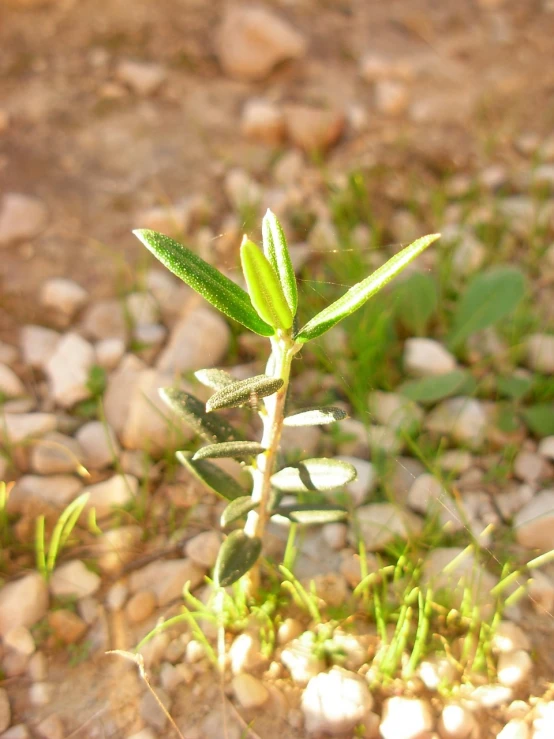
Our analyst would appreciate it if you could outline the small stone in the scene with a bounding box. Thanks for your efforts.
[216,6,306,81]
[241,99,285,145]
[232,673,269,709]
[496,720,530,739]
[105,582,128,611]
[29,682,54,707]
[156,306,229,374]
[423,548,497,616]
[367,424,403,454]
[452,234,486,276]
[45,332,94,408]
[94,338,125,370]
[533,701,554,738]
[140,687,171,731]
[514,490,554,551]
[526,334,554,373]
[126,292,159,327]
[492,622,531,654]
[281,632,326,685]
[4,625,35,657]
[497,650,533,687]
[95,525,142,573]
[1,725,29,739]
[82,474,139,517]
[284,104,345,153]
[380,697,434,739]
[333,456,376,506]
[40,279,87,320]
[133,323,166,349]
[0,413,56,445]
[538,436,554,460]
[407,473,448,514]
[48,609,87,644]
[126,590,157,623]
[418,655,457,691]
[426,397,487,448]
[35,714,64,739]
[9,475,82,511]
[81,299,128,342]
[438,703,476,739]
[185,639,206,664]
[49,560,100,600]
[304,572,348,608]
[359,53,415,82]
[185,531,221,570]
[354,503,423,551]
[280,424,321,457]
[116,60,166,95]
[0,573,49,636]
[437,450,473,475]
[20,325,60,370]
[273,150,304,185]
[528,570,554,614]
[388,457,426,503]
[277,618,303,646]
[229,633,265,675]
[75,420,119,470]
[368,390,423,433]
[374,80,409,116]
[0,364,25,398]
[0,193,48,246]
[302,667,374,735]
[30,432,84,475]
[127,731,157,739]
[0,341,18,366]
[0,688,11,733]
[128,559,205,606]
[514,451,547,484]
[404,338,457,376]
[322,522,348,550]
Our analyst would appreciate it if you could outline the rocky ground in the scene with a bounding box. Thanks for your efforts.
[1,0,554,737]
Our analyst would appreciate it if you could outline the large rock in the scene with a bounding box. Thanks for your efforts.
[45,332,95,408]
[128,559,205,605]
[9,475,83,512]
[354,503,423,551]
[30,432,84,475]
[40,279,88,321]
[49,560,101,599]
[0,573,49,636]
[82,474,139,517]
[426,397,487,448]
[404,338,457,376]
[284,104,345,154]
[20,325,60,369]
[301,667,373,735]
[514,490,554,551]
[0,193,48,246]
[216,6,306,81]
[526,334,554,374]
[0,413,57,445]
[156,306,230,374]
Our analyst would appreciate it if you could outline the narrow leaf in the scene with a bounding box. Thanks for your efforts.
[284,406,348,426]
[220,497,258,527]
[271,458,357,493]
[273,504,348,525]
[206,375,283,412]
[448,266,526,349]
[240,238,293,330]
[398,370,476,405]
[296,234,440,343]
[522,404,554,437]
[193,441,266,461]
[194,368,234,391]
[214,531,262,587]
[496,374,534,401]
[262,209,298,316]
[176,451,246,501]
[393,272,438,334]
[160,388,241,443]
[133,229,274,337]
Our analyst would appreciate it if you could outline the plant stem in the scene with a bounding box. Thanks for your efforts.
[244,333,296,592]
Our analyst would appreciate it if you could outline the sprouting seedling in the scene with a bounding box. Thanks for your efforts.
[35,492,90,581]
[134,210,440,593]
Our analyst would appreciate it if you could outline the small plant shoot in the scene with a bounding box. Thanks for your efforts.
[135,211,440,591]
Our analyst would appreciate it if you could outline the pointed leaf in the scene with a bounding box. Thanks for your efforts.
[398,370,476,405]
[206,375,283,412]
[273,504,348,525]
[240,238,293,330]
[496,374,534,401]
[393,271,438,334]
[271,458,357,493]
[160,388,241,443]
[522,404,554,437]
[262,209,298,316]
[284,406,348,426]
[133,230,274,337]
[194,368,234,391]
[176,451,246,501]
[193,441,266,461]
[448,266,526,349]
[296,234,440,343]
[214,531,262,587]
[220,496,258,527]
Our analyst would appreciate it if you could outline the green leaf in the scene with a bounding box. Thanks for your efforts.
[295,234,440,343]
[448,266,526,349]
[262,209,298,316]
[214,531,262,587]
[176,451,247,501]
[206,374,283,412]
[393,272,438,334]
[160,388,241,443]
[133,229,274,337]
[496,374,534,401]
[271,458,357,493]
[240,238,293,330]
[522,404,554,437]
[398,370,476,405]
[193,441,266,461]
[272,504,348,525]
[220,497,258,527]
[194,368,234,391]
[283,406,348,426]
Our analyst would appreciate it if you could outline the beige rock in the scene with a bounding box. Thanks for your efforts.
[82,474,139,517]
[426,397,487,448]
[354,503,423,551]
[526,334,554,374]
[514,490,554,551]
[0,193,48,246]
[128,559,205,606]
[380,697,434,739]
[156,306,230,374]
[126,590,157,623]
[302,667,374,735]
[45,332,95,408]
[374,80,409,116]
[284,104,344,153]
[0,413,56,445]
[496,719,530,739]
[497,650,533,687]
[94,338,125,370]
[9,475,83,512]
[185,531,221,570]
[48,609,87,644]
[40,279,87,320]
[75,420,119,470]
[404,338,457,377]
[0,364,25,398]
[94,525,142,573]
[116,60,166,95]
[232,673,269,709]
[81,299,128,342]
[438,703,476,739]
[20,325,60,370]
[30,432,84,475]
[241,99,285,145]
[0,573,49,636]
[49,560,101,599]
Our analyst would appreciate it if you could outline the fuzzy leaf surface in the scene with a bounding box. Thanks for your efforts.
[160,388,241,443]
[398,370,475,405]
[194,368,234,391]
[133,229,274,336]
[273,504,348,524]
[262,209,298,316]
[220,497,258,527]
[283,406,348,426]
[240,238,293,330]
[206,374,283,412]
[176,451,246,501]
[522,404,554,437]
[271,458,357,493]
[296,234,440,343]
[193,441,266,461]
[214,531,262,587]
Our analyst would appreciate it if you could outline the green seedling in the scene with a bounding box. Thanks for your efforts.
[35,492,90,581]
[135,210,439,592]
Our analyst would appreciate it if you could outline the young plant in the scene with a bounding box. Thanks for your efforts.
[135,211,439,592]
[35,492,90,581]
